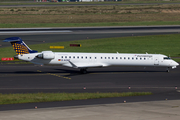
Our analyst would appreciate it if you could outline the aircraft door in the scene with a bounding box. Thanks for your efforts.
[154,57,159,65]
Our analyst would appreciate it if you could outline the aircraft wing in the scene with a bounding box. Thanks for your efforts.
[62,61,104,68]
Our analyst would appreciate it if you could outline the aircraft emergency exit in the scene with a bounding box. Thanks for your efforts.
[4,37,179,73]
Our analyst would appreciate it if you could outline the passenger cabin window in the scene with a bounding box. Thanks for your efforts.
[101,57,103,59]
[128,57,130,60]
[124,57,126,59]
[112,57,114,59]
[86,57,87,59]
[116,57,118,59]
[81,56,83,59]
[61,56,63,58]
[65,56,67,58]
[108,57,110,59]
[144,58,146,60]
[95,57,97,59]
[90,57,91,59]
[69,56,71,58]
[120,57,122,59]
[136,58,138,60]
[164,57,171,60]
[132,57,134,60]
[77,56,79,59]
[105,57,106,59]
[73,56,75,59]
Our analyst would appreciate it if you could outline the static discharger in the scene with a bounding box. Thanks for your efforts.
[50,46,64,49]
[70,44,81,47]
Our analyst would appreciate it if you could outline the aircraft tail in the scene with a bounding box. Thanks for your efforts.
[3,37,38,55]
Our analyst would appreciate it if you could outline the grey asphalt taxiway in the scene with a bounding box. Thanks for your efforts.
[0,26,180,47]
[0,64,180,93]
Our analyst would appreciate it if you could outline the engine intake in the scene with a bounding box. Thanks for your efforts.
[37,51,55,60]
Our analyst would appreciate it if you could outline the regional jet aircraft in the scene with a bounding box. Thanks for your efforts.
[4,37,179,73]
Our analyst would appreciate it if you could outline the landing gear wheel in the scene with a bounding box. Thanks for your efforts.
[80,69,87,74]
[166,68,169,73]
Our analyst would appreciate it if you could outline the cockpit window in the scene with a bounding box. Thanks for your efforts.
[164,57,171,60]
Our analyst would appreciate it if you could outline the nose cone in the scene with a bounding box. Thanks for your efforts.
[171,61,179,69]
[176,62,179,66]
[173,60,179,65]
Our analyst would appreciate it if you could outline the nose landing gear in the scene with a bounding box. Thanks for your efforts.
[166,67,170,73]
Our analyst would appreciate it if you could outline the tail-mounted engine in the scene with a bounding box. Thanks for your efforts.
[36,51,55,60]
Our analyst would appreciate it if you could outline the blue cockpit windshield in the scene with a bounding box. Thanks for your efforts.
[164,57,171,60]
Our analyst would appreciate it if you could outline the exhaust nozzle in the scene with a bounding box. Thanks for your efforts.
[14,55,19,60]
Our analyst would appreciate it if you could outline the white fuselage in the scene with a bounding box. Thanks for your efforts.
[17,52,179,69]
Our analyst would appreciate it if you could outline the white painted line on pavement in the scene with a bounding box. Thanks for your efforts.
[0,30,72,34]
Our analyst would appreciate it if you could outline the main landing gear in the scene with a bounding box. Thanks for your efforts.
[80,68,87,74]
[166,67,170,73]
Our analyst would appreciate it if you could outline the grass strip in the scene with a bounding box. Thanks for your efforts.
[0,92,152,105]
[1,21,180,28]
[173,58,180,62]
[0,1,180,5]
[1,4,180,28]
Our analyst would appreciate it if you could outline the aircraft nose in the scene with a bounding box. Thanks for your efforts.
[176,62,179,66]
[173,61,179,66]
[171,61,179,69]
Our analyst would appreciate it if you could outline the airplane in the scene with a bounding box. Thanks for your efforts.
[3,37,179,73]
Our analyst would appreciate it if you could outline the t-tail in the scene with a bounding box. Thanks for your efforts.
[3,37,38,55]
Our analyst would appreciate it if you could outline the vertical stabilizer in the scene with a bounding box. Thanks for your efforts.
[3,37,38,54]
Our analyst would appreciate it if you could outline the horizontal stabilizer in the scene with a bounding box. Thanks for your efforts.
[3,37,22,42]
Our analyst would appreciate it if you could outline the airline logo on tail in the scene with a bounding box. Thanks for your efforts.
[4,37,38,54]
[11,42,29,54]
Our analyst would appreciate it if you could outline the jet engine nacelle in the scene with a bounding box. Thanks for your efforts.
[37,51,55,59]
